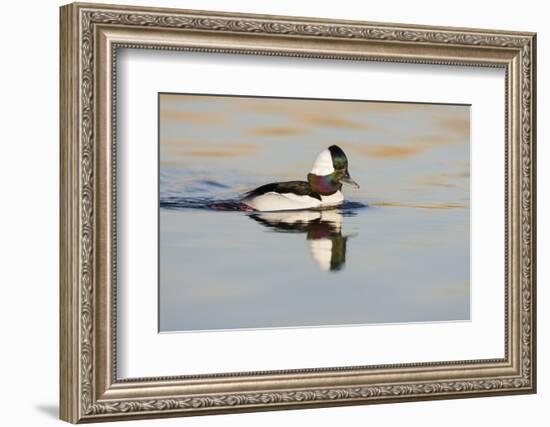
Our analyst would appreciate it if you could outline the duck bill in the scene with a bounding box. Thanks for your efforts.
[341,173,360,189]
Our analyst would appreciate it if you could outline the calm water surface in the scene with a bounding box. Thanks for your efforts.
[159,95,470,332]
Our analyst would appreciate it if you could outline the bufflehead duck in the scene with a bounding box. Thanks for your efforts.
[242,145,359,212]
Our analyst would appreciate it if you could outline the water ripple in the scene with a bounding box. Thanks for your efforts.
[161,196,367,214]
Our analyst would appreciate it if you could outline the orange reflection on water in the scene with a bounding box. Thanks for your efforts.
[245,126,307,137]
[372,201,467,209]
[159,109,225,124]
[353,144,425,159]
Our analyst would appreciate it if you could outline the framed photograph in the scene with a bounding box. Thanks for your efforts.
[60,2,537,423]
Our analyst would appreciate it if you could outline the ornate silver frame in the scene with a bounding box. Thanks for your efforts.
[60,2,537,423]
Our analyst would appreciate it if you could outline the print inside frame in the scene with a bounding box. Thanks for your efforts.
[158,93,471,334]
[118,49,503,378]
[60,3,536,423]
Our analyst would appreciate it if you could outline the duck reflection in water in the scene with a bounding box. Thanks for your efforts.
[248,209,353,272]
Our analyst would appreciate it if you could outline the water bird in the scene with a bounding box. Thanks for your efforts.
[242,145,359,212]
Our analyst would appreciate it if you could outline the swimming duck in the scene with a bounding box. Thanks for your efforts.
[242,145,359,212]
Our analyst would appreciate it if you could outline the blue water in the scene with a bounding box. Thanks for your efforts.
[159,170,469,332]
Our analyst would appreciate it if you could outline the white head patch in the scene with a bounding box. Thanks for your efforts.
[310,149,334,176]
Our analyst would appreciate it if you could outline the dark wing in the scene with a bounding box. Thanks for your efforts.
[243,181,321,200]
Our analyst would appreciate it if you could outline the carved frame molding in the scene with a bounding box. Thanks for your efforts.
[60,2,536,423]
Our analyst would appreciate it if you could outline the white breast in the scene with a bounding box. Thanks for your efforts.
[320,191,344,207]
[243,192,322,212]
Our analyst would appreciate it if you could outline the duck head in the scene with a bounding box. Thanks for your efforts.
[307,145,360,195]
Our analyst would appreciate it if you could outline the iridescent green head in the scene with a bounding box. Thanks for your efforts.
[307,145,360,195]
